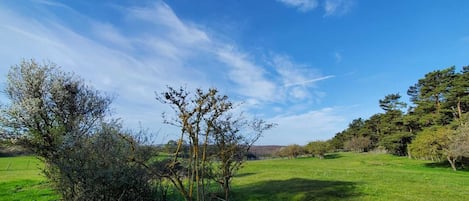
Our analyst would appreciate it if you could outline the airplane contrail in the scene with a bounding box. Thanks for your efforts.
[284,75,335,87]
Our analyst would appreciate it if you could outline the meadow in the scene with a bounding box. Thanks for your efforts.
[1,153,468,201]
[0,156,57,201]
[232,152,469,201]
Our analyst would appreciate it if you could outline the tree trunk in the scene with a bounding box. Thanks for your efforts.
[435,96,441,115]
[224,179,230,201]
[457,99,463,125]
[447,155,457,171]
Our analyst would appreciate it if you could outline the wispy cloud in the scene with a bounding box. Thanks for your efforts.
[128,1,210,45]
[277,0,319,12]
[0,1,337,144]
[334,51,342,63]
[270,55,333,102]
[0,1,204,138]
[264,107,346,145]
[278,0,354,16]
[32,0,68,8]
[324,0,354,17]
[273,55,309,86]
[91,22,133,50]
[216,46,277,101]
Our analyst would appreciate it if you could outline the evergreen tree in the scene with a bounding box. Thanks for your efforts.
[407,67,456,126]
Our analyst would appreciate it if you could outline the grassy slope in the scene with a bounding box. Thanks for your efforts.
[232,152,469,201]
[1,153,468,201]
[0,156,57,201]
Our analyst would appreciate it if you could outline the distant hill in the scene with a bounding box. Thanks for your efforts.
[249,145,283,158]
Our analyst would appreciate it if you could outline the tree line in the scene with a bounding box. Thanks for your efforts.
[0,60,274,201]
[328,66,469,170]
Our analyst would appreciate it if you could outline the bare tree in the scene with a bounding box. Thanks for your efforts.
[156,87,225,201]
[344,136,371,152]
[156,86,274,201]
[211,116,275,200]
[447,123,469,171]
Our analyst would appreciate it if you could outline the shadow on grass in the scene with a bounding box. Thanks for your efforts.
[424,161,469,172]
[235,172,256,178]
[324,153,342,160]
[232,178,359,201]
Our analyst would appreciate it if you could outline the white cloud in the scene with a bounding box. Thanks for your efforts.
[324,0,354,17]
[0,2,205,141]
[290,87,308,99]
[91,22,133,50]
[273,55,309,86]
[216,46,277,101]
[0,1,338,144]
[277,0,319,12]
[262,107,347,145]
[128,1,210,45]
[270,55,334,103]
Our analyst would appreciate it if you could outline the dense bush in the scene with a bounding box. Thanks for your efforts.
[0,60,167,200]
[408,126,450,162]
[379,132,414,156]
[305,140,330,159]
[46,122,161,201]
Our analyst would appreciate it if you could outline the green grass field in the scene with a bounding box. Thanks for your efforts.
[232,152,469,201]
[1,153,468,201]
[0,156,57,201]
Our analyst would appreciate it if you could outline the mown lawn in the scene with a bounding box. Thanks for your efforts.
[1,153,468,201]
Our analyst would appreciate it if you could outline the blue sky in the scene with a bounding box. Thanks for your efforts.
[1,0,468,145]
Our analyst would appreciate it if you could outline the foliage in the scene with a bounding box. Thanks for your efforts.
[46,122,159,201]
[248,146,283,159]
[332,65,469,158]
[446,66,469,122]
[165,139,179,153]
[0,60,165,200]
[0,143,32,157]
[379,132,414,156]
[407,67,456,126]
[1,59,111,160]
[408,126,451,162]
[446,122,469,170]
[305,140,330,159]
[277,144,304,159]
[344,136,371,152]
[408,122,469,171]
[379,93,407,112]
